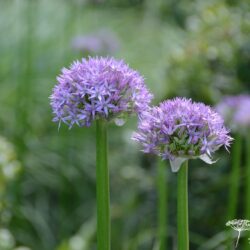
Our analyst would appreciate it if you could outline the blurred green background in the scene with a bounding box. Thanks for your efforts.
[0,0,250,249]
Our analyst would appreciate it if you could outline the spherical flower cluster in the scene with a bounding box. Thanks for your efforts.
[216,95,250,134]
[132,98,232,172]
[50,57,153,128]
[71,29,120,55]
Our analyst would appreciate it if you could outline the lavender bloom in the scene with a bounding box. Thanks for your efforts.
[71,29,120,55]
[216,95,250,133]
[50,57,153,128]
[132,97,232,172]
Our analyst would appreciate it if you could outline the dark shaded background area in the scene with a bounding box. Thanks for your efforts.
[0,0,250,249]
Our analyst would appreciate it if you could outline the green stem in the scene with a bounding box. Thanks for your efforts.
[243,133,250,250]
[177,160,189,250]
[96,120,110,250]
[227,134,242,220]
[246,133,250,220]
[157,159,168,250]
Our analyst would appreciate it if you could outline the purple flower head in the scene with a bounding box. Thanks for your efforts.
[72,35,103,54]
[50,57,153,128]
[216,95,250,134]
[71,29,120,55]
[132,97,232,172]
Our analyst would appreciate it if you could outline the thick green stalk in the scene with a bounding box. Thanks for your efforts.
[157,159,168,250]
[177,160,189,250]
[227,134,242,220]
[246,133,250,220]
[244,133,250,249]
[96,120,110,250]
[244,132,250,249]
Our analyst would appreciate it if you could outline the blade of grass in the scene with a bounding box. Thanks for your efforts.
[244,133,250,249]
[227,133,242,220]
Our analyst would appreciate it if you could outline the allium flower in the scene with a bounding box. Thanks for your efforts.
[216,95,250,133]
[50,57,153,128]
[71,29,120,55]
[132,97,232,172]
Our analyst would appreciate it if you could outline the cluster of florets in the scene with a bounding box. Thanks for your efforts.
[50,57,153,128]
[132,98,232,171]
[71,29,120,55]
[226,219,250,232]
[216,95,250,133]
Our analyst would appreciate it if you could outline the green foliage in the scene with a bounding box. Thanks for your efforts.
[166,0,250,103]
[0,136,21,194]
[0,0,248,249]
[0,226,30,250]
